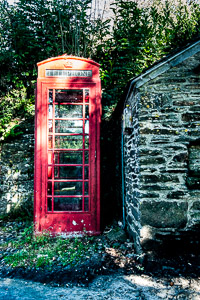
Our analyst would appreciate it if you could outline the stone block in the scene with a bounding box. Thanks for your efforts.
[186,177,200,189]
[151,137,173,144]
[189,105,200,112]
[106,228,127,242]
[188,162,200,176]
[140,201,188,228]
[141,184,171,191]
[140,128,177,135]
[188,130,200,137]
[173,101,196,106]
[140,192,160,198]
[141,174,180,184]
[189,146,200,159]
[167,191,185,199]
[140,167,158,172]
[140,157,165,165]
[191,201,200,210]
[189,211,200,221]
[139,149,161,156]
[185,84,200,90]
[174,136,191,143]
[182,113,200,122]
[173,152,188,162]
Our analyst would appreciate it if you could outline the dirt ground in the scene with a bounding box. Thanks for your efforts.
[0,273,200,299]
[0,221,200,299]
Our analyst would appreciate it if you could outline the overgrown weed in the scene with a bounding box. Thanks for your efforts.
[1,223,105,270]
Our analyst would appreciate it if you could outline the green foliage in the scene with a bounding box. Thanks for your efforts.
[0,86,34,140]
[96,0,200,118]
[0,0,200,133]
[3,224,103,269]
[0,0,109,136]
[0,0,107,94]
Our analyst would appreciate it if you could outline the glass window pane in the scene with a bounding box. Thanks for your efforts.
[48,152,53,164]
[55,136,83,149]
[55,120,83,134]
[54,197,82,211]
[48,136,53,149]
[47,197,52,211]
[84,182,88,195]
[85,151,89,164]
[85,167,89,179]
[55,104,82,118]
[84,197,89,211]
[49,104,53,118]
[85,105,89,118]
[48,120,53,133]
[85,136,89,149]
[55,90,83,103]
[54,151,82,164]
[85,120,89,134]
[47,182,52,195]
[48,167,52,179]
[54,182,82,196]
[55,166,82,179]
[49,90,53,103]
[85,89,89,103]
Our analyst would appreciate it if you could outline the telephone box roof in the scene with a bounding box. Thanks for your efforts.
[37,54,100,67]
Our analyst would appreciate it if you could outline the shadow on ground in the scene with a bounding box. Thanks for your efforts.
[0,220,200,287]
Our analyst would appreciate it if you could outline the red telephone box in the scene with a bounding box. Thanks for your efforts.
[34,55,101,235]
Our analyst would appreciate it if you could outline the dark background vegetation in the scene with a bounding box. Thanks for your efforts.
[0,0,200,224]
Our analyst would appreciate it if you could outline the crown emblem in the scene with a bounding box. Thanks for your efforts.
[64,60,73,68]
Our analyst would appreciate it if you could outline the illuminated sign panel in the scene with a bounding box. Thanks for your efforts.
[46,69,92,77]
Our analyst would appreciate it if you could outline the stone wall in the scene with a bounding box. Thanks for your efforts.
[123,51,200,253]
[123,92,141,251]
[0,118,34,216]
